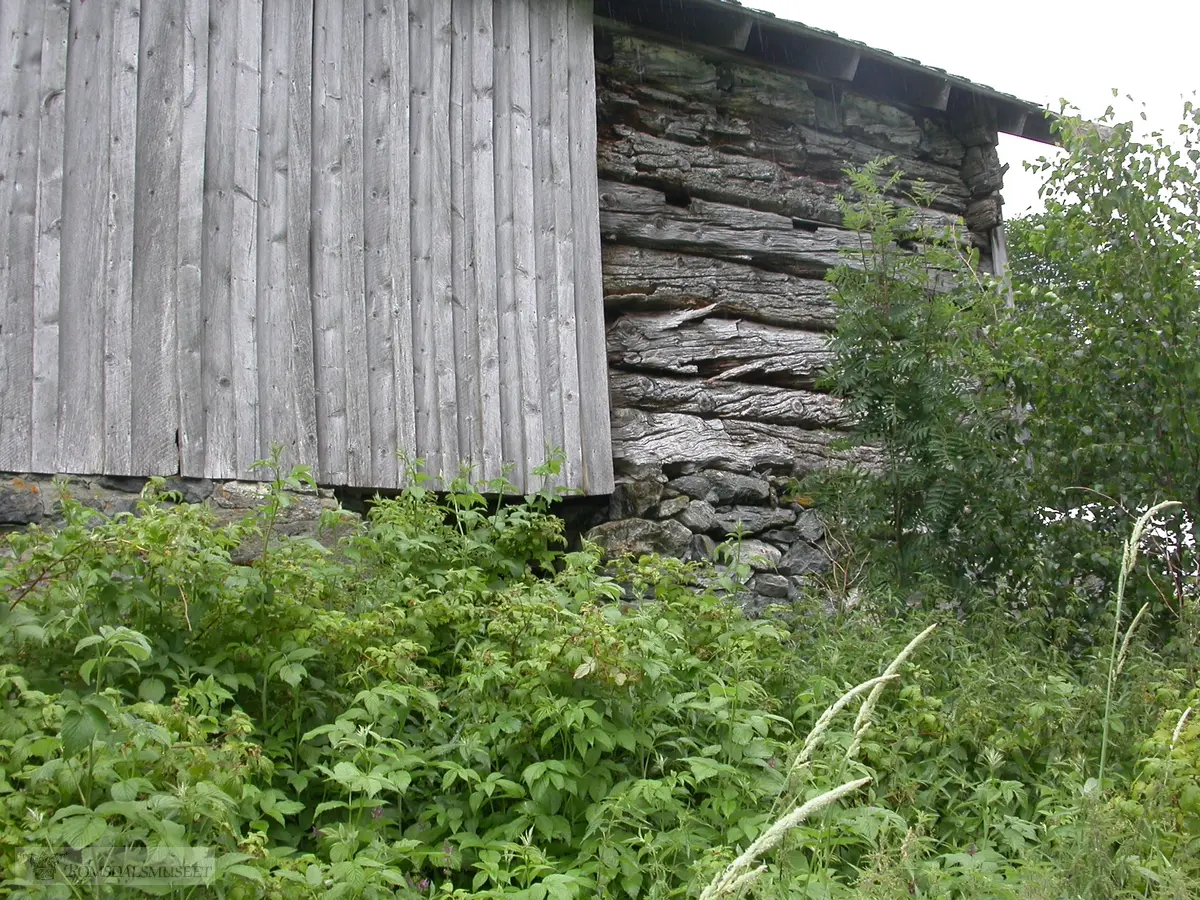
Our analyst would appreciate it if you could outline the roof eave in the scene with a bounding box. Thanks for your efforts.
[594,0,1057,145]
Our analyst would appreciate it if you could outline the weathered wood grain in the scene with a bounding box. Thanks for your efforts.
[611,408,874,476]
[568,0,614,493]
[409,0,436,480]
[286,0,318,472]
[31,0,70,473]
[598,124,966,234]
[492,0,524,473]
[595,22,970,207]
[428,0,458,482]
[102,0,140,475]
[312,0,348,481]
[176,0,210,475]
[548,0,581,488]
[530,0,561,484]
[603,245,837,330]
[609,372,846,428]
[510,0,545,478]
[258,0,318,477]
[607,307,831,386]
[58,0,111,473]
[469,0,503,483]
[363,0,408,487]
[599,179,863,276]
[230,0,263,474]
[201,0,238,478]
[12,0,614,496]
[450,0,481,478]
[339,0,370,485]
[131,0,183,473]
[0,1,44,471]
[389,0,417,474]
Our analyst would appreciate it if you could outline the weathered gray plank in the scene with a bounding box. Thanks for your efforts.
[598,179,864,276]
[607,307,831,386]
[529,0,562,486]
[286,0,318,472]
[339,0,370,486]
[363,0,409,487]
[509,0,543,484]
[31,0,70,474]
[608,372,846,428]
[230,0,262,474]
[102,0,140,475]
[598,125,965,235]
[201,0,239,478]
[602,245,837,330]
[312,0,348,482]
[491,0,523,476]
[258,0,317,476]
[389,0,417,476]
[176,0,210,475]
[610,408,875,477]
[469,0,503,483]
[57,0,111,473]
[131,1,183,473]
[548,0,581,488]
[412,0,451,482]
[567,0,614,493]
[429,0,457,484]
[0,1,44,471]
[597,23,970,209]
[449,0,479,477]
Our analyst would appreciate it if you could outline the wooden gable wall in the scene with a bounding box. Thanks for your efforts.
[0,0,613,494]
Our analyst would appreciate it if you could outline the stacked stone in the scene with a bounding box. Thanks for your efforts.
[585,463,831,615]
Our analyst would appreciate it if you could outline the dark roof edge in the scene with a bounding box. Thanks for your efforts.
[594,0,1057,145]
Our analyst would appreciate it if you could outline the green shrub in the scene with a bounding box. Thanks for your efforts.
[1,463,1198,898]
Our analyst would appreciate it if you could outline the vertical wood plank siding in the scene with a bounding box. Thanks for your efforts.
[0,0,613,494]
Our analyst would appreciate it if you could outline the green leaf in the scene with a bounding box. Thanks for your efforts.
[60,705,108,757]
[277,662,306,688]
[58,813,107,849]
[74,634,104,654]
[138,677,167,703]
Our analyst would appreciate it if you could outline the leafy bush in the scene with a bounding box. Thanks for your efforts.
[1,464,1198,898]
[808,159,1027,592]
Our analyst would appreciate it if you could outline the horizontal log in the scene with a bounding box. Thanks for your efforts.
[607,306,831,385]
[611,408,878,475]
[965,195,1003,233]
[599,180,861,275]
[598,125,968,234]
[596,25,970,204]
[961,144,1004,197]
[603,245,837,330]
[610,371,847,427]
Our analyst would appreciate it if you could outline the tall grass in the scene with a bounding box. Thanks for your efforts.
[699,624,938,900]
[1098,501,1182,786]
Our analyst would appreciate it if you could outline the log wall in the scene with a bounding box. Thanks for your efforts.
[586,19,1006,597]
[596,19,1005,480]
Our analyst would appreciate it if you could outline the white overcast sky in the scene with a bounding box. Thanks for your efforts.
[747,0,1200,217]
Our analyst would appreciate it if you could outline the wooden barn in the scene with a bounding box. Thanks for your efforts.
[0,0,1052,505]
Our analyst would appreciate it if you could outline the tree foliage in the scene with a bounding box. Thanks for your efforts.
[1006,100,1200,544]
[812,160,1020,587]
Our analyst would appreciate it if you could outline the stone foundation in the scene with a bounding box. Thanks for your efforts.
[583,462,831,614]
[2,467,829,614]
